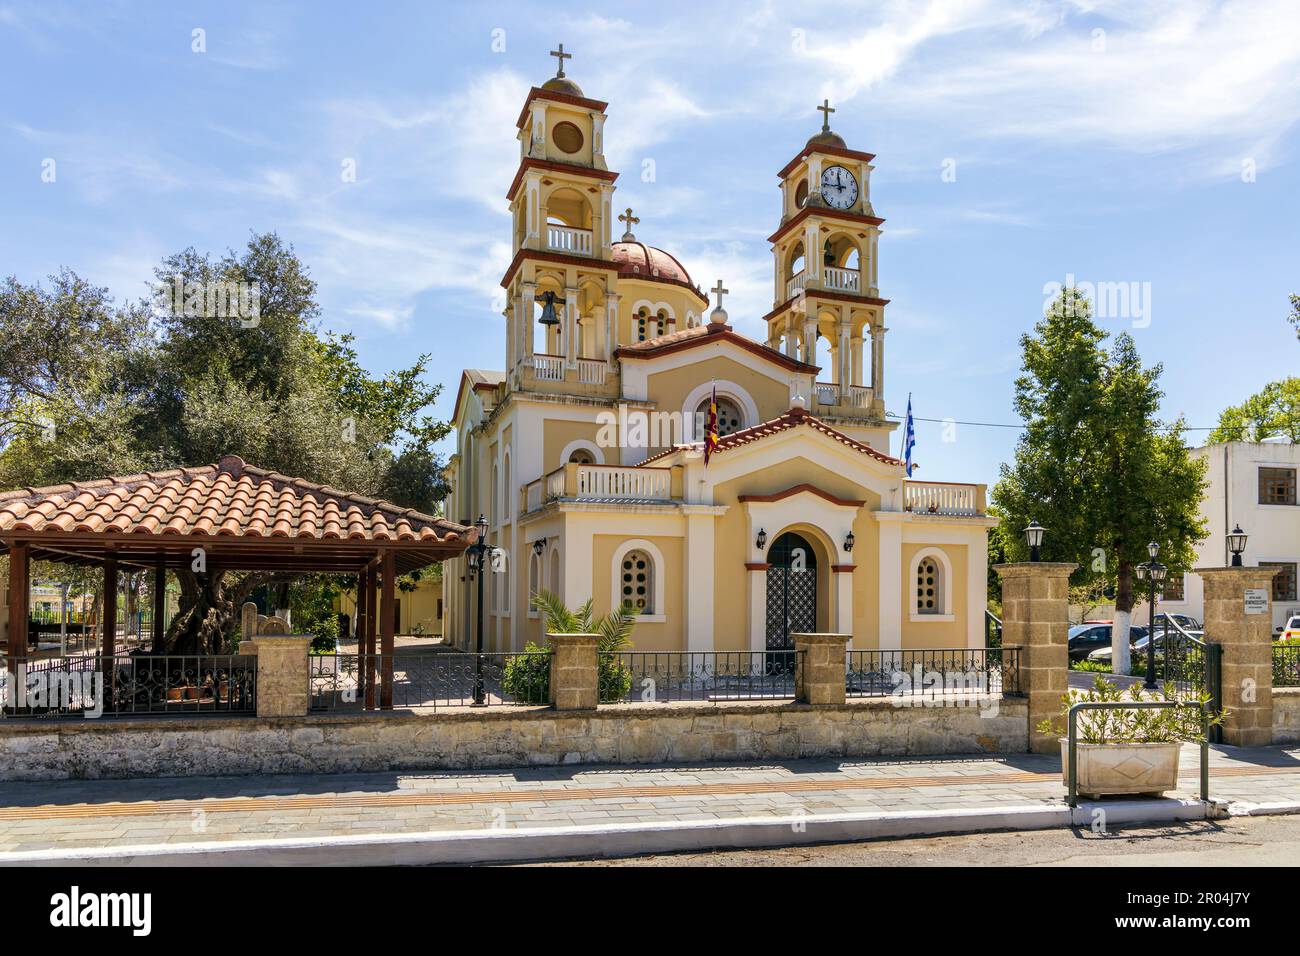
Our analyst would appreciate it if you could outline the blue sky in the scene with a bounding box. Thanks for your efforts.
[3,0,1298,487]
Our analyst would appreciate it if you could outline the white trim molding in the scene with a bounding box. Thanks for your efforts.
[610,538,667,623]
[681,380,760,442]
[558,438,605,467]
[909,546,954,622]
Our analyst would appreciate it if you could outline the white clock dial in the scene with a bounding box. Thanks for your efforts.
[820,165,859,209]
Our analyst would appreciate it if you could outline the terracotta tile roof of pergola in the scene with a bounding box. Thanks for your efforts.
[0,455,474,573]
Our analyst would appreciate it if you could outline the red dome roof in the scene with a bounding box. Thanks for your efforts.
[611,240,698,292]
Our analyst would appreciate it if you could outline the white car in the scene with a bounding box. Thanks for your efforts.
[1281,615,1300,642]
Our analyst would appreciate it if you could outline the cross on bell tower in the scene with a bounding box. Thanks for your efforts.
[550,43,572,78]
[817,98,835,131]
[618,207,639,241]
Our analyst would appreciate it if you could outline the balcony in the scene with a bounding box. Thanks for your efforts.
[822,266,860,293]
[532,353,564,381]
[523,464,681,514]
[785,270,807,300]
[814,382,874,414]
[546,224,593,256]
[903,481,986,517]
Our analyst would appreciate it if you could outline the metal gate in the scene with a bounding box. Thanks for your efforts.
[765,532,817,651]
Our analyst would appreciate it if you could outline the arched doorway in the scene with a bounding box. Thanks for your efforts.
[765,532,818,652]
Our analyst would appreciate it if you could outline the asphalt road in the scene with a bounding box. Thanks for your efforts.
[521,814,1300,866]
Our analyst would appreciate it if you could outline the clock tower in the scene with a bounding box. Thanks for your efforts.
[764,101,890,427]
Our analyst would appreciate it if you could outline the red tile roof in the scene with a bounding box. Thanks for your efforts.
[0,455,472,545]
[641,406,902,467]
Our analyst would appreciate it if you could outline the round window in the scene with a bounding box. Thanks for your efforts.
[553,121,584,154]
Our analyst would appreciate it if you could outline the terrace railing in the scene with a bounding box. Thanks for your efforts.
[600,651,801,703]
[308,651,550,711]
[1,654,255,718]
[1272,641,1300,687]
[845,647,1020,699]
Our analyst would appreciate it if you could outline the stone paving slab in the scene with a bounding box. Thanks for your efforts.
[0,743,1296,857]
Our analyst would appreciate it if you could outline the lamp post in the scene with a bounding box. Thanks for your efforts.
[1226,524,1247,567]
[1024,520,1046,562]
[466,514,491,706]
[1135,540,1167,689]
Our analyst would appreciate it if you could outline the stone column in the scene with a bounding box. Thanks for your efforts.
[793,633,850,705]
[1198,566,1278,747]
[249,634,312,718]
[548,633,599,710]
[994,563,1076,754]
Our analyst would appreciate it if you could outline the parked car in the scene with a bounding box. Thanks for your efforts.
[1068,624,1149,663]
[1281,615,1300,641]
[1150,613,1202,634]
[1089,629,1178,665]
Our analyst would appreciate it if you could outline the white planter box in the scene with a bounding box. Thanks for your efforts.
[1060,739,1181,798]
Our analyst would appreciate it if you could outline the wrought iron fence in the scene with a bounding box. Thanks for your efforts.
[1274,642,1300,687]
[1,654,255,718]
[600,651,801,703]
[845,647,1021,699]
[308,651,550,711]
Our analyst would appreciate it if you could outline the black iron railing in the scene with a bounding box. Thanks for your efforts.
[308,651,550,711]
[1,654,255,718]
[985,609,1003,649]
[602,651,801,703]
[1275,642,1300,687]
[846,647,1021,699]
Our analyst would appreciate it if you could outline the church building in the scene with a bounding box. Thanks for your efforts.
[442,49,994,655]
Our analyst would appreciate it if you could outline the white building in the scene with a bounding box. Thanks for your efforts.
[1160,440,1300,633]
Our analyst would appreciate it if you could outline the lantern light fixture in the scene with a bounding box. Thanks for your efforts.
[1024,519,1046,562]
[755,528,767,551]
[1227,524,1247,566]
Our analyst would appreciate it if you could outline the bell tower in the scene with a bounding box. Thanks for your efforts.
[501,45,622,398]
[764,101,890,427]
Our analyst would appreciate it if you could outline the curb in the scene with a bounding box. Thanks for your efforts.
[0,798,1221,867]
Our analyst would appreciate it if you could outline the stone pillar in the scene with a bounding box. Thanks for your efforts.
[239,601,259,655]
[793,633,850,705]
[1198,566,1278,747]
[249,634,312,717]
[994,563,1076,754]
[548,633,598,711]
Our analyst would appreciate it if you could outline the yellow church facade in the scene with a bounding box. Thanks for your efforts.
[442,52,994,655]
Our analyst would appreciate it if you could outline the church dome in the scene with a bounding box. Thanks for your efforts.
[611,240,696,289]
[807,128,847,148]
[542,75,584,96]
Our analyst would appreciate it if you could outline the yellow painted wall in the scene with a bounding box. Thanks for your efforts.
[900,543,968,649]
[645,356,791,454]
[543,419,602,472]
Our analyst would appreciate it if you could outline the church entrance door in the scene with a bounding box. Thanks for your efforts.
[765,532,817,656]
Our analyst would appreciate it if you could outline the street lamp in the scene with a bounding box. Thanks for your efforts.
[1135,541,1167,689]
[467,514,491,706]
[1024,520,1045,562]
[1227,524,1247,567]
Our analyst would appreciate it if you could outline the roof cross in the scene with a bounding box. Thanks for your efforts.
[710,279,729,311]
[817,98,835,130]
[550,43,572,78]
[618,206,639,240]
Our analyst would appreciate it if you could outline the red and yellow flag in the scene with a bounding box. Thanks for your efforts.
[704,383,719,466]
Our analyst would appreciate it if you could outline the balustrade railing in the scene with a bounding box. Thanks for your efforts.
[546,224,593,256]
[903,481,981,516]
[532,354,564,381]
[785,270,807,300]
[575,465,672,500]
[576,358,606,384]
[823,266,860,292]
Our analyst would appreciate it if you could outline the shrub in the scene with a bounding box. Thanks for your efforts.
[501,642,551,703]
[1071,659,1111,673]
[1037,675,1223,744]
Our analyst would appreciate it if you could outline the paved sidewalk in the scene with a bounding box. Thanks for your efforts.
[0,742,1297,861]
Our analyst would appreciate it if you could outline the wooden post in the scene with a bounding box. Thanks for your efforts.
[152,562,166,651]
[365,560,378,710]
[102,557,118,701]
[381,551,395,709]
[6,541,29,693]
[357,565,370,709]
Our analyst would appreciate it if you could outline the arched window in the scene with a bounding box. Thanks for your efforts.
[694,395,745,438]
[568,448,595,465]
[528,551,541,617]
[916,556,941,614]
[620,550,654,614]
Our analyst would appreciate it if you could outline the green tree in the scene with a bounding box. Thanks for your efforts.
[0,234,452,653]
[1208,378,1300,444]
[991,289,1208,672]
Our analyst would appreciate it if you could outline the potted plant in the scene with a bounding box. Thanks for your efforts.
[1038,675,1223,799]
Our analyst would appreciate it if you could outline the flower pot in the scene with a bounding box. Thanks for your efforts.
[1060,739,1181,798]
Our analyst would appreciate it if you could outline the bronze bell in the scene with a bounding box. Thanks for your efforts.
[823,240,835,267]
[538,291,560,326]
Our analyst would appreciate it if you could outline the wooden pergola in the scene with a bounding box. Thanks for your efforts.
[0,455,475,708]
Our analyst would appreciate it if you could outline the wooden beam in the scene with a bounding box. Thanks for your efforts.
[102,556,118,674]
[380,550,395,710]
[6,541,29,677]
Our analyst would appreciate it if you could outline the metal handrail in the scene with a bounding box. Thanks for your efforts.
[1066,699,1209,808]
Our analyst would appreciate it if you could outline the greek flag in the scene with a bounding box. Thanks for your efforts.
[902,393,916,477]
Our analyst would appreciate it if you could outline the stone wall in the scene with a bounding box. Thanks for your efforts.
[1275,687,1300,745]
[0,698,1028,782]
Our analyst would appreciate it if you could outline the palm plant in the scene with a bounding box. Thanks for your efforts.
[529,589,638,653]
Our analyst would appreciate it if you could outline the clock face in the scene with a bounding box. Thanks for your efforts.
[820,165,858,209]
